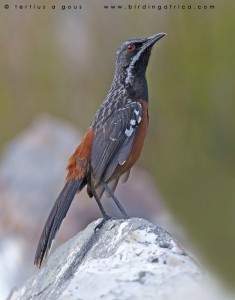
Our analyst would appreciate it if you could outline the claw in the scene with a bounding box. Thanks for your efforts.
[95,215,112,231]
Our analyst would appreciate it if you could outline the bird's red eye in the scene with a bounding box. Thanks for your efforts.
[127,44,135,52]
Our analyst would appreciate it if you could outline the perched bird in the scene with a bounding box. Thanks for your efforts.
[35,33,166,267]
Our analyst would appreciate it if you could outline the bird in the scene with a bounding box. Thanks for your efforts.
[34,32,166,267]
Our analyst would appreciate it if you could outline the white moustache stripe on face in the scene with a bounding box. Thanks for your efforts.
[125,45,146,85]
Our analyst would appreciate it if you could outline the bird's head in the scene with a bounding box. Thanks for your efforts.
[115,33,166,86]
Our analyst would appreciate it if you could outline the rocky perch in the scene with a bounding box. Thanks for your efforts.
[8,218,226,300]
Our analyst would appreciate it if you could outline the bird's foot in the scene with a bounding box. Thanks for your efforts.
[95,215,112,231]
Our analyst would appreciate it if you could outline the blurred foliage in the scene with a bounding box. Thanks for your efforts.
[0,0,235,288]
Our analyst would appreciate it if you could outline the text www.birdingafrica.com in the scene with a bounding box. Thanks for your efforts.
[103,4,215,10]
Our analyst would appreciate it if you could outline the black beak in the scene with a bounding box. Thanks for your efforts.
[144,32,167,49]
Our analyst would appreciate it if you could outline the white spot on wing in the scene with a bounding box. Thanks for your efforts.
[125,127,134,137]
[120,160,126,165]
[130,119,136,126]
[137,116,142,123]
[134,109,140,115]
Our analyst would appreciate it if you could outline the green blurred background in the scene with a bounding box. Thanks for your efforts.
[1,0,235,288]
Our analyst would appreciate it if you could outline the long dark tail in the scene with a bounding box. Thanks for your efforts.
[34,178,85,267]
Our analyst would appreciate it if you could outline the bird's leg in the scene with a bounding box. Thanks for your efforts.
[101,182,129,218]
[92,189,111,230]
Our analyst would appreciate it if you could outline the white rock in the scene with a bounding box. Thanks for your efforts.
[8,218,231,300]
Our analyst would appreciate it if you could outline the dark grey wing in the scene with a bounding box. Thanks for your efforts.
[91,101,142,185]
